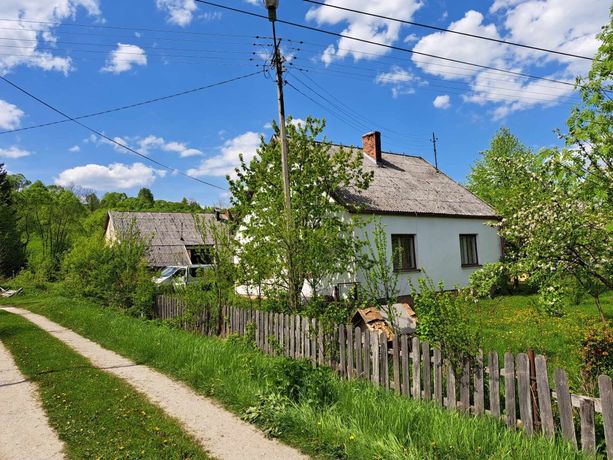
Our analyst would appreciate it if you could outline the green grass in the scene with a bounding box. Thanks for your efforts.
[467,291,613,388]
[1,291,589,459]
[0,310,209,460]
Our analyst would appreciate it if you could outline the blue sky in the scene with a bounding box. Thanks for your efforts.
[0,0,608,206]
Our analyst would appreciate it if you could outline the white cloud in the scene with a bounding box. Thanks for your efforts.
[411,1,607,117]
[89,133,201,157]
[375,66,422,97]
[306,0,423,65]
[188,131,261,178]
[289,118,306,128]
[101,43,147,74]
[433,94,451,109]
[0,0,101,74]
[0,146,31,159]
[156,0,197,26]
[0,100,24,130]
[55,162,165,190]
[69,145,80,152]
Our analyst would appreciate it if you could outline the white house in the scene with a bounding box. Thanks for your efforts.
[327,131,501,300]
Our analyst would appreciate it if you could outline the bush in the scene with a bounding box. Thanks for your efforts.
[62,227,154,314]
[411,277,479,369]
[468,262,510,298]
[580,323,613,393]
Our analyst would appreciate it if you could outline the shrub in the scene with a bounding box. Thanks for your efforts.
[411,277,479,369]
[468,262,510,298]
[580,323,613,393]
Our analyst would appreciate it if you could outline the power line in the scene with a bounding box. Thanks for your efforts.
[0,70,262,135]
[194,0,580,89]
[303,0,597,62]
[0,74,229,191]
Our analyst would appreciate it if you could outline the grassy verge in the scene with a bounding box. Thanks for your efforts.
[0,310,208,460]
[468,291,612,386]
[2,292,587,459]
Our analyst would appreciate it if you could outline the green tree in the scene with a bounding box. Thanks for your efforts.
[137,187,154,206]
[16,181,85,275]
[466,127,541,217]
[85,193,100,212]
[0,164,25,277]
[229,117,372,310]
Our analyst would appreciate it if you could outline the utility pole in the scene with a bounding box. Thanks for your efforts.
[265,1,296,308]
[431,132,439,172]
[266,1,292,217]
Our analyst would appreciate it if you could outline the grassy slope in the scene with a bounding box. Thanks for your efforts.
[467,291,613,387]
[1,292,587,459]
[0,310,208,460]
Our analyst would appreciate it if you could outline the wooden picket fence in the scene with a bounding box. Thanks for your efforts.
[154,295,613,458]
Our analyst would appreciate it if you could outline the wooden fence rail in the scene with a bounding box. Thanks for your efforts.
[153,295,613,458]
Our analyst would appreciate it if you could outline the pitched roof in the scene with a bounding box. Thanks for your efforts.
[331,146,498,219]
[107,211,218,267]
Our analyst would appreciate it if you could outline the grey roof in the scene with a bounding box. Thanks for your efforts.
[108,211,217,267]
[331,146,498,219]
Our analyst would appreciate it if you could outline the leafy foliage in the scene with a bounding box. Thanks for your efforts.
[0,163,25,277]
[229,117,372,310]
[580,323,613,391]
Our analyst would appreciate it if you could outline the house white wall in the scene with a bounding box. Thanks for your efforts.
[300,213,502,299]
[355,214,501,296]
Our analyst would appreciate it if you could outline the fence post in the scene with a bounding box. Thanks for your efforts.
[339,326,346,378]
[460,361,470,412]
[401,334,410,397]
[317,319,324,366]
[311,318,317,366]
[534,355,554,438]
[580,398,596,454]
[363,328,370,381]
[447,361,456,410]
[392,335,400,394]
[488,352,500,418]
[555,368,577,448]
[598,375,613,459]
[412,337,421,400]
[504,352,516,428]
[517,353,533,434]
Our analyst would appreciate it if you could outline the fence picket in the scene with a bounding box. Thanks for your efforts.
[311,319,317,365]
[488,352,500,418]
[371,332,380,385]
[580,399,595,454]
[355,327,363,378]
[346,325,354,379]
[505,352,516,428]
[339,326,346,378]
[422,342,431,401]
[380,332,389,390]
[534,355,554,438]
[447,362,456,409]
[517,353,533,434]
[401,334,410,397]
[555,368,577,448]
[317,320,324,366]
[412,337,421,400]
[433,348,442,405]
[474,351,484,415]
[598,375,613,459]
[304,318,311,361]
[392,336,400,394]
[363,329,371,381]
[460,361,470,412]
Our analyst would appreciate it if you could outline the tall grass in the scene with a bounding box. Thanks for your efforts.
[5,294,587,459]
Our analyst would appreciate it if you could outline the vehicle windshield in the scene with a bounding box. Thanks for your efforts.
[160,267,180,278]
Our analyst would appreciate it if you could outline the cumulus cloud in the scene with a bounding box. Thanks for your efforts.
[0,100,24,130]
[411,1,607,117]
[0,147,31,159]
[55,162,165,190]
[306,0,423,65]
[69,145,80,152]
[0,0,101,74]
[375,66,423,97]
[156,0,197,26]
[101,43,147,74]
[88,133,201,157]
[188,131,261,178]
[433,95,451,109]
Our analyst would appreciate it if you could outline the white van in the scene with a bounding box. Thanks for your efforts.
[153,264,212,287]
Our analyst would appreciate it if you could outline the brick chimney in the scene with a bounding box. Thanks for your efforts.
[362,131,382,164]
